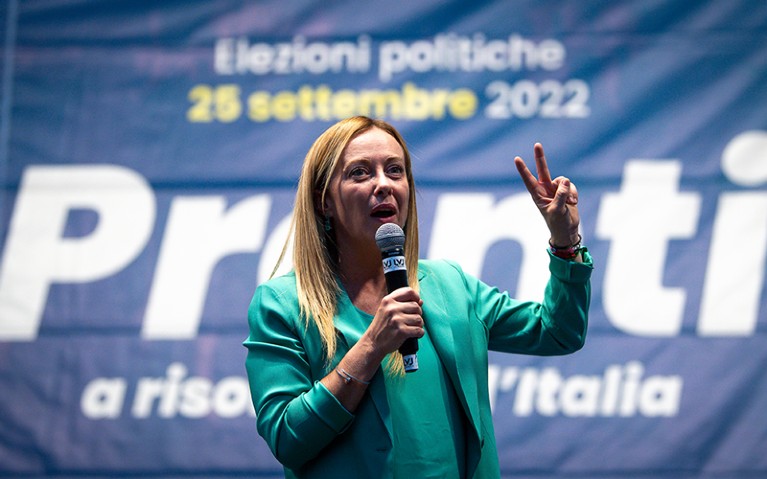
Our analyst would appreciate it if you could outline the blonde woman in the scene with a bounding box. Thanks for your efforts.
[245,116,593,478]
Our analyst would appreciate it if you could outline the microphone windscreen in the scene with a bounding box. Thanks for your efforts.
[375,223,405,252]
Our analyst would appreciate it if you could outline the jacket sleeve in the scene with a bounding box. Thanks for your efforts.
[243,280,354,471]
[461,250,593,355]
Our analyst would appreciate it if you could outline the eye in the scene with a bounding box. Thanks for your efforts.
[387,163,405,176]
[348,166,368,179]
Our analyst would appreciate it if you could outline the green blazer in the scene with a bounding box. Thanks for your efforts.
[245,254,592,478]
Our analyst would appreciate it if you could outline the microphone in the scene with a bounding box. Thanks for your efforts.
[375,223,418,373]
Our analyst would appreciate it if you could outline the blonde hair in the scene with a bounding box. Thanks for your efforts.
[274,116,420,369]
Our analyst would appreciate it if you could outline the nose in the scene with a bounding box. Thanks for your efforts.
[373,170,393,197]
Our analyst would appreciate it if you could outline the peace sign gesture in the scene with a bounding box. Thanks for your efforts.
[514,143,580,248]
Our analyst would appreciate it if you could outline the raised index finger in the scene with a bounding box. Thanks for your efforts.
[514,156,539,194]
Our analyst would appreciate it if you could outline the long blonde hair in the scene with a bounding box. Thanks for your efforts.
[274,116,420,367]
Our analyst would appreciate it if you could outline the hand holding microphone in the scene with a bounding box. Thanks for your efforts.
[375,223,420,373]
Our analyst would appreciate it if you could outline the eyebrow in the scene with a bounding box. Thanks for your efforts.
[343,155,404,166]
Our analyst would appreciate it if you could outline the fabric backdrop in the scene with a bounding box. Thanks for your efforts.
[1,1,766,477]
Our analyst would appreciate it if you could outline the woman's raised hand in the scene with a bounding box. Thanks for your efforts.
[514,143,580,247]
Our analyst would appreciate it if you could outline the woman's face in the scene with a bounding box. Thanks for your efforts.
[323,127,410,254]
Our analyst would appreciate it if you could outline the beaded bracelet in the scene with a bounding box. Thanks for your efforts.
[335,368,370,385]
[549,234,584,260]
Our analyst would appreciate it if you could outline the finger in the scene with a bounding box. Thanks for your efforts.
[552,178,571,211]
[514,156,539,194]
[401,313,424,328]
[402,317,425,338]
[554,176,579,205]
[566,181,579,205]
[382,290,423,319]
[411,326,426,339]
[534,143,552,185]
[388,287,420,303]
[397,301,423,316]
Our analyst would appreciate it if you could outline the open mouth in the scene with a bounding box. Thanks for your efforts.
[371,205,396,219]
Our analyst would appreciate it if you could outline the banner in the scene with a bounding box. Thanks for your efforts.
[1,1,766,477]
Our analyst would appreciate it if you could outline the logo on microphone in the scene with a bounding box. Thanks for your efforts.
[382,255,406,274]
[403,354,418,371]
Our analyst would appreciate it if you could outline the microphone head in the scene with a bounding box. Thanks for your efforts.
[375,223,405,252]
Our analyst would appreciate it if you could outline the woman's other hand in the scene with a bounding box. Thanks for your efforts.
[514,142,580,247]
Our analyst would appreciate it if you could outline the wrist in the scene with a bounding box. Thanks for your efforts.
[335,367,370,386]
[549,234,584,260]
[549,233,581,249]
[343,335,385,381]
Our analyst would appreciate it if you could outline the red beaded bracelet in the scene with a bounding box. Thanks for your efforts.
[549,234,583,260]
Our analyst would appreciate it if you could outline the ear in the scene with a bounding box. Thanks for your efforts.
[314,189,333,218]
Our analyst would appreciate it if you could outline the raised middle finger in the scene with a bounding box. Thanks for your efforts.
[534,143,553,185]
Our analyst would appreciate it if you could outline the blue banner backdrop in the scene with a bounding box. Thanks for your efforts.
[1,1,766,477]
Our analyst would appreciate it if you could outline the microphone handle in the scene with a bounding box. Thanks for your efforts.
[383,267,408,293]
[381,248,419,372]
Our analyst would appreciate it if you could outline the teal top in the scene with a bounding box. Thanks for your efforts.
[344,298,468,478]
[244,252,593,478]
[385,326,467,478]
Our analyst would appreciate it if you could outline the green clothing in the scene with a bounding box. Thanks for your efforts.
[342,295,468,477]
[244,253,592,478]
[385,326,468,478]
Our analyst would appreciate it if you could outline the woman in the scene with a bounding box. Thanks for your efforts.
[244,116,593,478]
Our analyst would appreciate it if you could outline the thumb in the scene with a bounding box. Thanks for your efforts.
[553,178,571,211]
